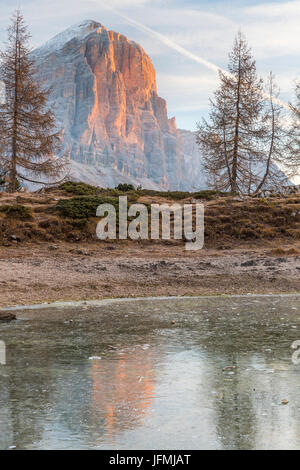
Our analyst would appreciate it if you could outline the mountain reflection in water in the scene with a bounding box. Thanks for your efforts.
[0,295,300,450]
[91,347,155,442]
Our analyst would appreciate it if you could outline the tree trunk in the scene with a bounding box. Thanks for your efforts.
[232,48,242,194]
[10,18,19,193]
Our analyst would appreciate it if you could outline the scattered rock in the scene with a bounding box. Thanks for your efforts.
[0,312,16,322]
[48,245,58,251]
[76,249,91,256]
[199,262,213,268]
[264,260,275,266]
[241,259,257,267]
[95,265,107,271]
[10,235,21,242]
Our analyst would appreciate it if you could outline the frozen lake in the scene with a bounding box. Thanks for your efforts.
[0,295,300,450]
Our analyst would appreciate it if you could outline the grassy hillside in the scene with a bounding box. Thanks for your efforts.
[0,182,299,249]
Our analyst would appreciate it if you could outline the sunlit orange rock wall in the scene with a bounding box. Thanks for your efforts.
[34,22,185,189]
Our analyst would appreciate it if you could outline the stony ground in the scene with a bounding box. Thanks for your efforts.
[1,186,300,308]
[0,241,299,308]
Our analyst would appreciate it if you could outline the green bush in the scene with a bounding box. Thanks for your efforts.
[137,189,231,201]
[60,181,99,196]
[0,204,33,220]
[138,189,191,200]
[115,183,135,192]
[59,181,232,202]
[71,219,88,229]
[193,190,232,200]
[56,196,119,219]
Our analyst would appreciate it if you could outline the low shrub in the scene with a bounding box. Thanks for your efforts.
[0,204,33,220]
[193,190,232,200]
[135,189,231,201]
[270,247,286,256]
[71,219,88,229]
[286,229,300,240]
[55,196,119,219]
[138,189,191,200]
[286,247,300,255]
[115,183,135,192]
[60,181,99,196]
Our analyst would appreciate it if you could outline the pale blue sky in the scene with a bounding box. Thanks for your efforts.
[0,0,299,130]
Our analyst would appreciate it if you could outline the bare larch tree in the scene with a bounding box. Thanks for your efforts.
[253,72,289,194]
[196,31,294,195]
[0,10,66,193]
[286,82,300,172]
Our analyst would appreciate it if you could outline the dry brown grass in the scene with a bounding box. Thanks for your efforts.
[269,246,300,256]
[202,195,300,247]
[0,190,300,248]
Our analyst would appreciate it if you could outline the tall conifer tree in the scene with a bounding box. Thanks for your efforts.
[0,10,65,192]
[196,31,296,194]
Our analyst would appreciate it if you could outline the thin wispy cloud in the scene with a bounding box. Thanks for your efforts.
[244,0,300,16]
[95,2,225,75]
[0,0,298,129]
[94,2,291,112]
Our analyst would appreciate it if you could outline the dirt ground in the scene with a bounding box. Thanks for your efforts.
[0,241,299,308]
[1,186,300,309]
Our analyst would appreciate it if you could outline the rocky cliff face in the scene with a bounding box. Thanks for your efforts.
[33,20,200,190]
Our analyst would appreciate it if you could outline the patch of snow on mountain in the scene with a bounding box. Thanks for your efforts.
[33,20,103,59]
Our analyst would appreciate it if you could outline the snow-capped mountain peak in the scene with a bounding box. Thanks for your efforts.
[33,20,104,58]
